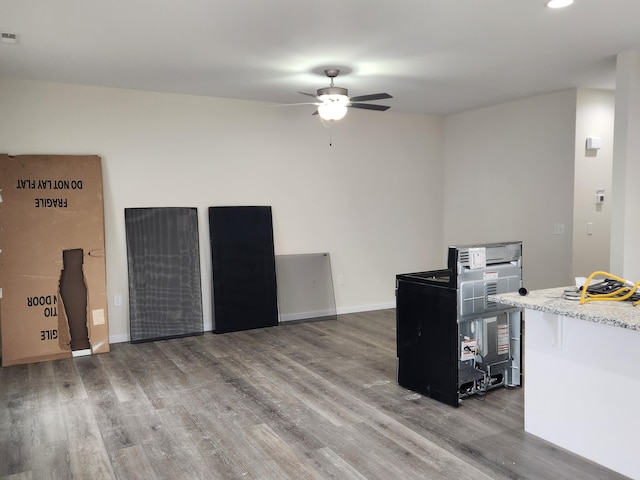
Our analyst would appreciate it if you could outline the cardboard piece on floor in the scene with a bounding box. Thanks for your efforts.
[0,154,109,366]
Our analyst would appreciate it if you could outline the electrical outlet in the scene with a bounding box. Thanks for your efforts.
[114,294,122,307]
[337,275,344,285]
[553,223,565,235]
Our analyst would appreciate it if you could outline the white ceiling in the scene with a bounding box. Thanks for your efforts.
[1,0,639,116]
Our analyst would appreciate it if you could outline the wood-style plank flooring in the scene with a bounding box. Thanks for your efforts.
[0,310,629,479]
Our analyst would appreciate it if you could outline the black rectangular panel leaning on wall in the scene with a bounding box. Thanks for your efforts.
[209,206,278,333]
[125,207,204,342]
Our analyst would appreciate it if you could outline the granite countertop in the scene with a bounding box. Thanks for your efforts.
[489,287,640,331]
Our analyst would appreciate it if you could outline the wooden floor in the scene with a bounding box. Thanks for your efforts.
[0,310,628,480]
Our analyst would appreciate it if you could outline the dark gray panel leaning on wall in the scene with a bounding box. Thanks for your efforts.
[125,207,204,342]
[209,206,278,333]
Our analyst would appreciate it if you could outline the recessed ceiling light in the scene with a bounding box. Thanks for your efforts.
[547,0,574,8]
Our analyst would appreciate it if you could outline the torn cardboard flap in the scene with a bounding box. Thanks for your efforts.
[59,248,90,351]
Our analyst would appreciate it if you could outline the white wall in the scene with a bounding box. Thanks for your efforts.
[443,90,577,289]
[3,78,625,346]
[572,89,614,278]
[0,78,445,342]
[612,51,640,282]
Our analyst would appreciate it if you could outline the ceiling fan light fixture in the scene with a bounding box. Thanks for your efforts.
[317,93,349,121]
[546,0,573,8]
[287,68,391,122]
[318,102,348,121]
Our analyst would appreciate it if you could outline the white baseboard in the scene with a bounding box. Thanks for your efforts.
[279,309,337,323]
[72,348,91,357]
[336,302,396,315]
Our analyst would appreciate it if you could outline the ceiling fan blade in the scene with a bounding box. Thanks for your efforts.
[298,91,319,98]
[349,93,392,102]
[349,103,391,111]
[272,102,320,107]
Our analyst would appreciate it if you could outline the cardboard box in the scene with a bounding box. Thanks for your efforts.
[0,154,109,366]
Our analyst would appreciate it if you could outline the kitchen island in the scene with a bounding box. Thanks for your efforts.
[490,287,640,479]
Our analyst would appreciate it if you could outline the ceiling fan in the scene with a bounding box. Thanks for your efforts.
[292,69,393,121]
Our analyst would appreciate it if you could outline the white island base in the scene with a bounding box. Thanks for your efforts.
[525,308,639,479]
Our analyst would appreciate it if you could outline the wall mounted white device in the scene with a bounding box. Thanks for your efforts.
[586,137,602,150]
